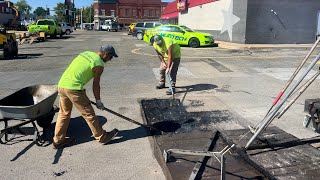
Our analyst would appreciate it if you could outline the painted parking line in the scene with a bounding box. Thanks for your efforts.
[131,48,311,59]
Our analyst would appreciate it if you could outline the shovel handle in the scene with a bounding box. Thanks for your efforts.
[91,101,157,130]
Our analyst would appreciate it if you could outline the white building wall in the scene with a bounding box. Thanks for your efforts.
[179,0,230,31]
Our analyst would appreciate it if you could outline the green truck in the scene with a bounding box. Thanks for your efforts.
[27,19,63,38]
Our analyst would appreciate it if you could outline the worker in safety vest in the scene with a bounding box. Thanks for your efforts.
[53,45,119,149]
[153,35,181,94]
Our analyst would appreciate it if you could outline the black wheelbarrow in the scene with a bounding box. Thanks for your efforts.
[0,85,58,146]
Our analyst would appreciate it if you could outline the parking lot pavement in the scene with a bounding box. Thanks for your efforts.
[0,30,320,179]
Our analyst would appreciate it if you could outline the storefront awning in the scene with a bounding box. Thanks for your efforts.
[162,12,179,20]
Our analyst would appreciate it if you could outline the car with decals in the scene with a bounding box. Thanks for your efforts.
[143,24,214,48]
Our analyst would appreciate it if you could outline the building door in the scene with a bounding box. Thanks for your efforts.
[317,11,320,39]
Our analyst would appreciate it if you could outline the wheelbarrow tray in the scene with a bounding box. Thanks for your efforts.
[0,85,58,120]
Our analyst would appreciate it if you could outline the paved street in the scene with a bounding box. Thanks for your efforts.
[0,30,319,179]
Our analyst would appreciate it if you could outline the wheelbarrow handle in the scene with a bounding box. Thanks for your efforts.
[90,101,157,130]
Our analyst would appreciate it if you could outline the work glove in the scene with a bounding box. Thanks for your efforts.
[96,100,105,110]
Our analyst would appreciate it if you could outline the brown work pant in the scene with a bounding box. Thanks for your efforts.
[159,58,181,86]
[53,88,106,144]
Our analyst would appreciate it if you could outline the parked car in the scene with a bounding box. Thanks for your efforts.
[59,23,73,35]
[27,19,63,38]
[101,19,118,32]
[132,21,167,40]
[143,24,215,48]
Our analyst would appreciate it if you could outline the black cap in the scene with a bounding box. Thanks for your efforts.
[100,45,118,57]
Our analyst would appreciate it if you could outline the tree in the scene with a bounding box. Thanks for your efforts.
[54,3,67,23]
[14,0,32,14]
[33,7,47,17]
[82,5,94,23]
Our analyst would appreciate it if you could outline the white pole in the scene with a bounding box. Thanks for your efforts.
[81,8,83,30]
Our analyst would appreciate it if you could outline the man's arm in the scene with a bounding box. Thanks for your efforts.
[155,49,167,69]
[92,66,104,101]
[155,50,165,63]
[166,45,173,74]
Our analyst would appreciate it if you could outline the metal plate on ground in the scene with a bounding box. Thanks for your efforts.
[141,99,273,179]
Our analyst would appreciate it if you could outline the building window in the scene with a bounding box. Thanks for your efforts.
[156,10,160,17]
[133,9,136,17]
[149,10,153,17]
[111,10,115,17]
[101,10,105,16]
[143,9,147,17]
[125,8,130,17]
[95,10,98,16]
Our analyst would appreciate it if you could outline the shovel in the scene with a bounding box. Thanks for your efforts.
[91,101,159,132]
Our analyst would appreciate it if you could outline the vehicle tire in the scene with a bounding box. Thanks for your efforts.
[150,36,155,45]
[137,32,143,40]
[52,30,57,38]
[66,29,71,35]
[188,37,200,48]
[12,41,18,56]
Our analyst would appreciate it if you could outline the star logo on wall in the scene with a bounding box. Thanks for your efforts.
[220,0,240,41]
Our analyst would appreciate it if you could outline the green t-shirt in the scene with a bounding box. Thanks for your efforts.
[58,51,104,90]
[153,37,181,61]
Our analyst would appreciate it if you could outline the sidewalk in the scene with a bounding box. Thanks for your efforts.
[216,40,314,50]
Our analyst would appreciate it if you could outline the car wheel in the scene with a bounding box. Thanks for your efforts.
[52,30,57,38]
[66,29,70,35]
[150,36,155,45]
[137,33,143,40]
[188,37,200,48]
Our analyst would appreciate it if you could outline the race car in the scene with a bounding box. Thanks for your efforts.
[143,24,214,48]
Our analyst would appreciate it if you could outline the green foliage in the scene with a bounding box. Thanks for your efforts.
[54,3,69,23]
[14,0,32,14]
[33,7,47,17]
[82,5,94,23]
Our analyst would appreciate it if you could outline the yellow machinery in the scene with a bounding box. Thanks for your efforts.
[0,26,18,59]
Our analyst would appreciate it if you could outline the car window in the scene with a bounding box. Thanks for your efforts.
[157,26,171,32]
[171,26,184,33]
[145,23,154,28]
[154,23,162,27]
[135,23,144,27]
[67,23,71,26]
[180,25,194,32]
[37,20,47,25]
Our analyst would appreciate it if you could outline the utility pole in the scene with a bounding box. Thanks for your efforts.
[81,7,83,30]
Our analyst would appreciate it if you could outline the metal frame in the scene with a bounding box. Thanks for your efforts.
[163,145,234,180]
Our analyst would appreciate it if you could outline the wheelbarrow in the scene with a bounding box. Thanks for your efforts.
[0,84,58,145]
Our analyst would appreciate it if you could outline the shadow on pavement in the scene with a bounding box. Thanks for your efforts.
[177,83,218,93]
[9,53,43,60]
[107,126,149,145]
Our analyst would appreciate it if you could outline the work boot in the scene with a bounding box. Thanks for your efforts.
[156,83,165,89]
[166,87,176,95]
[53,137,74,149]
[100,129,119,145]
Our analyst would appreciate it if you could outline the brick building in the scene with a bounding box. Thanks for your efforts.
[93,0,167,30]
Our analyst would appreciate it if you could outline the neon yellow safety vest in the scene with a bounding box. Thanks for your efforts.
[58,51,104,90]
[153,37,181,61]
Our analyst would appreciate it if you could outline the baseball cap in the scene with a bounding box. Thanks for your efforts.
[100,45,118,57]
[153,35,163,45]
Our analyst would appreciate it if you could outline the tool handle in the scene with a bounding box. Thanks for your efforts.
[91,101,157,130]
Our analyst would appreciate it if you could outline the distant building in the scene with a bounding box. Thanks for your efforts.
[166,0,320,44]
[161,0,178,24]
[93,0,168,30]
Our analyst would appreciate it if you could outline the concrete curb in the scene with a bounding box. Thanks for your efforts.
[216,40,314,50]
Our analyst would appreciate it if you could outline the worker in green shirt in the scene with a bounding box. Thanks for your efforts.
[53,45,118,149]
[153,35,181,95]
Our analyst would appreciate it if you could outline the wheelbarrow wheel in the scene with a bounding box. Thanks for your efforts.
[36,107,56,128]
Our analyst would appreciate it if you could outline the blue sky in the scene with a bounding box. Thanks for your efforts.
[10,0,174,13]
